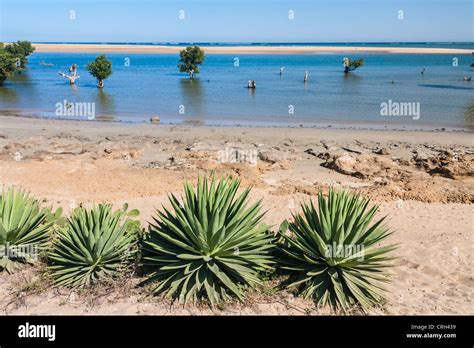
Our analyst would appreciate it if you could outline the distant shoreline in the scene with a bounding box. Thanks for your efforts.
[31,43,473,54]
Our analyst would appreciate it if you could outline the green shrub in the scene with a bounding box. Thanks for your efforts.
[178,46,205,79]
[86,54,112,88]
[142,176,274,306]
[0,47,17,86]
[278,189,397,312]
[0,187,58,273]
[48,203,141,287]
[4,40,35,69]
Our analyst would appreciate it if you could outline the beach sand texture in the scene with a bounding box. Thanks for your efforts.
[0,116,472,315]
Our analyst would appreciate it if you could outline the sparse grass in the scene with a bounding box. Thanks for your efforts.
[1,264,52,313]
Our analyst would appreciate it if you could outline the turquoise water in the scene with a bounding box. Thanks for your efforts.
[0,50,473,129]
[33,42,474,50]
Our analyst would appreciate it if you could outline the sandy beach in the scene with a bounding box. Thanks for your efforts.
[0,115,472,315]
[32,43,474,54]
[2,2,474,346]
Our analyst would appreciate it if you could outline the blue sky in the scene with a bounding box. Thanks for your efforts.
[1,0,472,42]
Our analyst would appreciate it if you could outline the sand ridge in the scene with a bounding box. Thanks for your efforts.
[31,43,474,54]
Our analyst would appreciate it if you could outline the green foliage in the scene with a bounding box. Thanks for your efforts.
[0,187,55,273]
[0,48,17,86]
[464,101,474,130]
[278,189,397,312]
[343,58,365,73]
[178,46,205,78]
[86,55,113,86]
[142,176,274,306]
[0,41,35,85]
[4,41,35,69]
[48,203,141,287]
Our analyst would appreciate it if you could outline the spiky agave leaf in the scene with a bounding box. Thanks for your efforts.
[0,187,55,273]
[278,189,397,312]
[48,204,140,287]
[142,176,275,306]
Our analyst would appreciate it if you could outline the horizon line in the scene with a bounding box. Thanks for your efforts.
[18,41,474,47]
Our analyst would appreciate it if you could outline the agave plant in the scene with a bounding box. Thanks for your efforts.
[278,189,397,312]
[142,176,274,305]
[0,187,58,273]
[48,203,141,287]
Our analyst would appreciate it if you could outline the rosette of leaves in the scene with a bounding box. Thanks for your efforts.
[48,203,141,287]
[142,176,274,306]
[278,189,397,312]
[0,187,59,273]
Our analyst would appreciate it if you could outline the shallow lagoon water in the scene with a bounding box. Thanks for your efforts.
[0,51,473,129]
